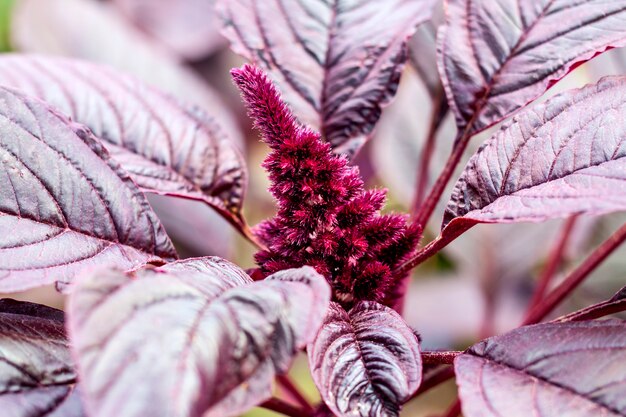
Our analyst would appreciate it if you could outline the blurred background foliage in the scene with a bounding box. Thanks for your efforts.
[0,0,625,415]
[0,0,13,52]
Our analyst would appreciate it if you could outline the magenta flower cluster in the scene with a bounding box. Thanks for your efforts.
[232,65,421,307]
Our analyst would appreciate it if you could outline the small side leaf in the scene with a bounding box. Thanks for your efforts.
[444,77,626,229]
[68,259,330,417]
[308,301,421,417]
[440,0,626,135]
[217,0,435,156]
[0,54,248,230]
[455,320,626,417]
[0,87,175,292]
[0,299,85,417]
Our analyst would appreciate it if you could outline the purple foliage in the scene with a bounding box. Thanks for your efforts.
[2,0,626,416]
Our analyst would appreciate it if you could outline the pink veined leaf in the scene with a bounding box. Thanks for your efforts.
[10,0,242,142]
[0,87,176,292]
[455,320,626,417]
[0,54,249,233]
[439,0,626,136]
[217,0,436,156]
[67,259,330,417]
[112,0,225,60]
[308,301,422,417]
[0,299,85,417]
[443,76,626,230]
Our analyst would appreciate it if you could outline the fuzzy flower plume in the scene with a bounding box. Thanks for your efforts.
[231,64,421,307]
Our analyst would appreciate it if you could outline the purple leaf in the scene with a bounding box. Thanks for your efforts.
[145,194,235,259]
[0,54,248,231]
[11,0,242,142]
[444,77,626,229]
[0,299,85,417]
[217,0,435,155]
[455,320,626,417]
[0,87,175,292]
[112,0,225,60]
[308,301,421,417]
[67,259,330,417]
[440,0,626,135]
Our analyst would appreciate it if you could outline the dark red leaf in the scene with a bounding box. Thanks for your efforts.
[308,301,421,417]
[68,259,330,417]
[0,87,175,292]
[440,0,626,135]
[0,299,85,417]
[455,320,626,417]
[112,0,225,60]
[0,54,248,231]
[444,77,626,229]
[217,0,435,155]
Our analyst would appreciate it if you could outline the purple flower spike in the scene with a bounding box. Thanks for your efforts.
[232,64,421,307]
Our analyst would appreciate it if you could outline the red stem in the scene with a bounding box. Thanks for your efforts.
[478,237,497,339]
[527,216,578,310]
[421,351,463,365]
[414,126,473,228]
[523,222,626,325]
[412,92,448,215]
[554,297,626,322]
[413,366,456,398]
[393,221,474,277]
[277,375,313,412]
[260,398,313,417]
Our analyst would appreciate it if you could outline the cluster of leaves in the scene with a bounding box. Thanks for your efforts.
[1,1,626,417]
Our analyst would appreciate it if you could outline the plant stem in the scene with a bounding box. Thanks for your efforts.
[527,216,578,311]
[554,296,626,322]
[412,91,448,216]
[523,222,626,325]
[439,398,462,417]
[414,125,473,229]
[260,398,313,417]
[421,351,463,365]
[277,375,313,412]
[413,365,456,398]
[478,236,497,339]
[393,221,474,277]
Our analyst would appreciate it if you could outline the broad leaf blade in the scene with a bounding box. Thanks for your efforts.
[0,299,84,417]
[0,87,175,292]
[455,320,626,417]
[157,256,252,299]
[68,260,330,417]
[112,0,225,60]
[444,77,626,228]
[0,54,247,229]
[440,0,626,135]
[10,0,241,139]
[308,301,421,417]
[217,0,435,155]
